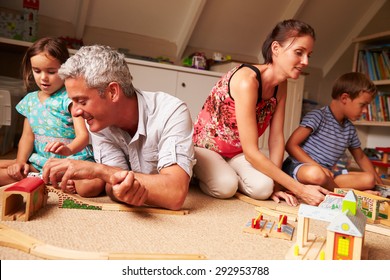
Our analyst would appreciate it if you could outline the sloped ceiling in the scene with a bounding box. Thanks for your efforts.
[1,0,388,76]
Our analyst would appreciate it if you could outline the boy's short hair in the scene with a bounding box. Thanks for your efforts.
[331,72,377,100]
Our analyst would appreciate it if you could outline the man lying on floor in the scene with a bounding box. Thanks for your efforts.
[42,45,195,211]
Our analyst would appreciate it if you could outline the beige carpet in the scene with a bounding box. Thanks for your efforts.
[1,182,390,260]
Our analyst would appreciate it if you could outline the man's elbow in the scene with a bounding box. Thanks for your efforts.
[166,183,189,210]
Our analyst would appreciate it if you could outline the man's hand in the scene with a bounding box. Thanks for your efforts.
[43,158,95,192]
[110,171,148,206]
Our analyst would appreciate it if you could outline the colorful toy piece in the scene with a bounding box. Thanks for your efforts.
[244,212,295,241]
[277,215,287,232]
[334,187,390,226]
[251,212,263,229]
[371,147,390,178]
[2,177,47,221]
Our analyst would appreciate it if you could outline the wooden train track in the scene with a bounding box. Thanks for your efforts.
[234,192,299,215]
[0,223,206,260]
[47,186,190,215]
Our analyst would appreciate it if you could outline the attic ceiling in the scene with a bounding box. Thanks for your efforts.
[1,0,388,76]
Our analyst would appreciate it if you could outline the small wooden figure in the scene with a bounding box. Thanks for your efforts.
[2,177,47,221]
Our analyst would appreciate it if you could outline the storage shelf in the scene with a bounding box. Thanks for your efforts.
[0,36,79,54]
[352,30,390,44]
[373,80,390,86]
[352,29,390,152]
[352,30,390,84]
[353,120,390,127]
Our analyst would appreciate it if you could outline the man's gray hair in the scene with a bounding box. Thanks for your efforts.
[59,45,137,97]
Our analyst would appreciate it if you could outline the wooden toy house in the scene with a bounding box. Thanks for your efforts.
[2,177,47,221]
[286,190,367,260]
[325,191,366,260]
[335,188,390,226]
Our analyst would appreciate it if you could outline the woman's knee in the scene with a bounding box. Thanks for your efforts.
[240,176,274,200]
[193,147,238,198]
[198,172,238,199]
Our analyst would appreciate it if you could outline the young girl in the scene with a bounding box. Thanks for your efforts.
[192,19,329,206]
[0,37,94,189]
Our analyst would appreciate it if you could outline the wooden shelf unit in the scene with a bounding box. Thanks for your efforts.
[352,31,390,149]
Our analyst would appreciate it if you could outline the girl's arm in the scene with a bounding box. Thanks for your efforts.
[16,118,35,163]
[7,118,35,179]
[66,113,90,154]
[45,104,90,156]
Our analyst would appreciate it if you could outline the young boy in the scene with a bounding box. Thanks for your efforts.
[282,72,383,192]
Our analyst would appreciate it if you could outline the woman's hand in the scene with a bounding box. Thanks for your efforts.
[270,190,299,206]
[298,184,330,206]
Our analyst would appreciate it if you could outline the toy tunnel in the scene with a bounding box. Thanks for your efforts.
[1,177,47,222]
[3,193,28,221]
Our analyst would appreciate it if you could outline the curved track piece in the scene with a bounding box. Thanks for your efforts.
[0,223,206,260]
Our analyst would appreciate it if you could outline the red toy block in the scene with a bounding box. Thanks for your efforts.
[279,215,288,225]
[251,218,261,229]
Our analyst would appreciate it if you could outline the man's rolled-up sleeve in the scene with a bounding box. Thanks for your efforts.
[157,103,196,177]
